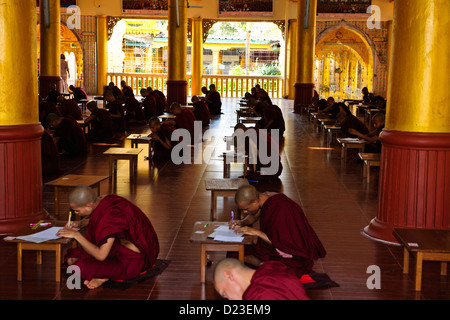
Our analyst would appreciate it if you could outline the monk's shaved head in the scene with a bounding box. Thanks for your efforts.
[235,184,259,206]
[214,258,246,282]
[68,185,97,207]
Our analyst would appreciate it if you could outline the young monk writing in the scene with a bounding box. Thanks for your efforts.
[231,185,326,277]
[214,258,309,300]
[57,185,160,289]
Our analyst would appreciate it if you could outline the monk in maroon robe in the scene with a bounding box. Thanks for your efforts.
[85,101,115,141]
[338,104,369,138]
[233,185,326,277]
[58,185,159,289]
[214,258,309,300]
[123,95,145,124]
[47,113,88,156]
[120,80,134,97]
[108,82,123,98]
[57,96,83,120]
[69,85,88,102]
[104,91,126,132]
[170,102,197,143]
[141,88,157,120]
[148,116,176,161]
[41,129,60,174]
[191,95,210,127]
[149,88,167,114]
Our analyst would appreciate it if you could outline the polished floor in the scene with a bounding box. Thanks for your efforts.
[0,97,448,300]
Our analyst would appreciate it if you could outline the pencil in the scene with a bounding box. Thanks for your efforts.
[67,210,72,228]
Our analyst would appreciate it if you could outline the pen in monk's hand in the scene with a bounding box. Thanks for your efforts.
[231,211,235,231]
[67,210,72,228]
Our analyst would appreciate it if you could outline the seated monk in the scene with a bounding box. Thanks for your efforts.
[120,80,134,97]
[46,113,88,156]
[148,116,176,161]
[169,102,198,143]
[205,84,222,115]
[141,88,157,120]
[123,94,145,124]
[147,87,166,115]
[337,103,369,138]
[104,91,126,132]
[57,95,83,120]
[233,123,282,182]
[46,83,61,105]
[348,112,385,153]
[214,258,309,300]
[57,185,160,289]
[69,85,88,103]
[41,129,60,175]
[84,101,115,141]
[108,82,123,99]
[191,95,210,127]
[258,102,285,138]
[39,100,62,129]
[231,185,326,277]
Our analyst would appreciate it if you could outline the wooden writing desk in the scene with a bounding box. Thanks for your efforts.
[45,174,108,215]
[204,178,249,221]
[358,153,381,183]
[103,147,142,182]
[158,114,176,121]
[337,137,367,160]
[190,221,255,283]
[324,125,341,147]
[221,151,248,178]
[238,116,261,125]
[393,228,450,291]
[4,221,74,282]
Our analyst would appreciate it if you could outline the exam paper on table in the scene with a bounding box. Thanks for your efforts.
[16,227,64,243]
[209,225,244,243]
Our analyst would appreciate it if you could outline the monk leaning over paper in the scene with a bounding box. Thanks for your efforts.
[57,185,159,289]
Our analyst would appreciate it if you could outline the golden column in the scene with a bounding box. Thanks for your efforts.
[286,19,298,99]
[191,17,203,96]
[167,0,188,105]
[39,0,61,97]
[293,0,317,113]
[0,0,45,233]
[97,16,108,95]
[363,0,450,244]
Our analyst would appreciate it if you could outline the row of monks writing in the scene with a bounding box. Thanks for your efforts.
[40,81,324,300]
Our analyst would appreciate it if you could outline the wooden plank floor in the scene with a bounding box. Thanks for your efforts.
[0,97,449,300]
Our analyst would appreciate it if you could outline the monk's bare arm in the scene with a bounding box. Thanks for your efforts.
[235,226,272,245]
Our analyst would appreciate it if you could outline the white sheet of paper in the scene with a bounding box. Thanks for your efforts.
[16,227,64,243]
[214,235,244,243]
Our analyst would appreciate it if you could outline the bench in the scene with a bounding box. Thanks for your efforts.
[358,153,381,183]
[393,228,450,291]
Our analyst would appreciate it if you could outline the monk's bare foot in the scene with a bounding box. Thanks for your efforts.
[84,278,108,289]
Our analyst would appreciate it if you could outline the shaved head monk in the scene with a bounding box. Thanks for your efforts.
[214,258,309,300]
[232,185,326,277]
[57,185,160,289]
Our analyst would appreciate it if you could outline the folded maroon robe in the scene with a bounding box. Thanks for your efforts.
[247,193,326,277]
[65,195,160,281]
[242,260,310,300]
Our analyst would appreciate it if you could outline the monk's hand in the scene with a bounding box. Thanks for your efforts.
[57,228,79,239]
[234,226,258,236]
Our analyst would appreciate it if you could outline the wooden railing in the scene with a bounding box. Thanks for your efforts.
[106,73,284,98]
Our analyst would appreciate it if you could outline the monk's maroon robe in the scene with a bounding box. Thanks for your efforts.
[242,261,310,300]
[247,193,326,277]
[124,96,145,123]
[107,100,126,132]
[152,122,176,161]
[64,195,160,281]
[174,109,197,140]
[193,100,211,127]
[58,99,83,120]
[72,87,88,102]
[152,90,166,114]
[41,129,60,174]
[53,118,88,156]
[142,94,157,120]
[86,109,115,141]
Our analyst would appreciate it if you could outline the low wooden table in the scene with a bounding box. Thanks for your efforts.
[238,116,261,125]
[358,153,381,183]
[127,134,152,158]
[221,151,248,178]
[204,178,249,221]
[324,125,341,147]
[78,99,90,114]
[45,174,108,215]
[337,137,367,160]
[4,221,74,282]
[190,221,256,283]
[103,147,142,182]
[158,114,176,121]
[393,228,450,291]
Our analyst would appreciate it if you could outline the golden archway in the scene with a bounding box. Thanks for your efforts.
[37,23,84,87]
[315,26,374,100]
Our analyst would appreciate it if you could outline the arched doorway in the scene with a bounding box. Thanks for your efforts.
[37,23,84,90]
[315,23,375,100]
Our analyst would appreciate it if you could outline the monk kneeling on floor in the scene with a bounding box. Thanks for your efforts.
[214,258,309,300]
[57,185,160,289]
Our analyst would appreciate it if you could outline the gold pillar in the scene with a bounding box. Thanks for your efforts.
[385,20,393,97]
[286,19,297,99]
[293,0,317,112]
[364,0,450,244]
[0,0,45,233]
[191,17,203,96]
[39,0,61,97]
[97,16,107,95]
[167,0,187,105]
